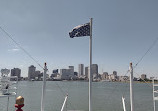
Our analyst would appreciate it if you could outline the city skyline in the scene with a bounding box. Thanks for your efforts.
[0,63,155,79]
[0,64,153,82]
[0,0,158,77]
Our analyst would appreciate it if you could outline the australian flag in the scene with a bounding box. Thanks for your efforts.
[69,23,90,38]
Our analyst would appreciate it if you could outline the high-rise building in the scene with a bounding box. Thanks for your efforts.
[11,68,21,80]
[69,66,74,76]
[85,66,89,78]
[35,71,40,78]
[28,65,36,80]
[60,66,74,80]
[85,64,98,79]
[78,64,84,77]
[60,69,73,80]
[69,66,74,73]
[91,64,98,77]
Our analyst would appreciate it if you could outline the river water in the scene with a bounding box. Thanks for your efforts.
[0,81,156,111]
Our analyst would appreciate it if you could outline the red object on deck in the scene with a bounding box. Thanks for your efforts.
[15,104,24,111]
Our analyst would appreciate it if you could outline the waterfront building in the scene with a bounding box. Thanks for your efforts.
[11,68,21,80]
[109,74,115,81]
[69,66,74,70]
[51,69,59,78]
[60,66,74,80]
[28,65,36,80]
[52,69,58,74]
[35,71,40,80]
[78,64,84,77]
[74,72,78,76]
[60,69,72,80]
[141,74,147,80]
[53,74,61,80]
[98,74,102,80]
[102,72,109,80]
[150,77,154,80]
[38,72,43,80]
[69,66,74,75]
[108,71,118,81]
[118,76,129,82]
[84,64,98,79]
[85,66,89,78]
[109,71,118,81]
[91,64,98,78]
[35,71,40,77]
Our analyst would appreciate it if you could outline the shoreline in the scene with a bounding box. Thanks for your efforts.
[18,80,158,84]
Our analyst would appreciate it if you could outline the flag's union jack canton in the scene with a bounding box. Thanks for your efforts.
[69,23,90,38]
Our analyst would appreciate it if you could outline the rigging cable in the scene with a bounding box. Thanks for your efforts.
[134,37,158,69]
[134,71,153,88]
[0,26,44,69]
[102,37,158,108]
[103,37,158,106]
[122,37,158,98]
[131,37,158,89]
[107,37,158,107]
[0,25,76,110]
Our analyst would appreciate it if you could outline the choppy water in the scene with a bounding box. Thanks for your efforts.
[0,81,156,111]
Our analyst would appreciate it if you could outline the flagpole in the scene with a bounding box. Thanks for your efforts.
[89,18,92,111]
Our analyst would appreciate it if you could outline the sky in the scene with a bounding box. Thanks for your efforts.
[0,0,158,77]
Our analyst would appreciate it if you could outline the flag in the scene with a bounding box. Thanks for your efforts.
[69,23,90,38]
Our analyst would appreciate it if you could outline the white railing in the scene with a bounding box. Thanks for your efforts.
[0,76,18,111]
[153,78,158,111]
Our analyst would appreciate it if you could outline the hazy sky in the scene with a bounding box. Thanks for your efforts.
[0,0,158,77]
